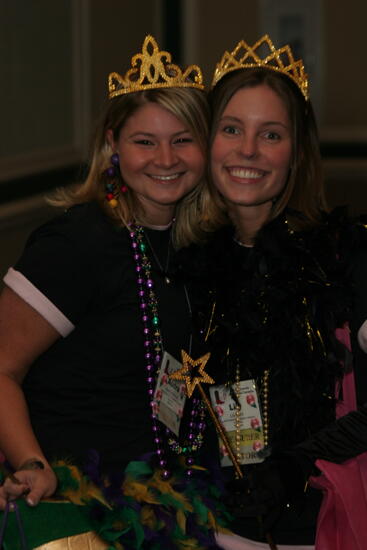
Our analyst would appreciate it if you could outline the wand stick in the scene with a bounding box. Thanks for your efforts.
[196,383,243,478]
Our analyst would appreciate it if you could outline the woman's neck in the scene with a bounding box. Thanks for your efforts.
[228,203,271,246]
[143,220,174,230]
[136,198,176,228]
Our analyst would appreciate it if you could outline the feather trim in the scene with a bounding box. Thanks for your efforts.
[52,457,230,550]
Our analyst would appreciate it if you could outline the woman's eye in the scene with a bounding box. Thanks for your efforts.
[134,139,153,146]
[174,137,193,144]
[223,126,239,135]
[264,131,280,140]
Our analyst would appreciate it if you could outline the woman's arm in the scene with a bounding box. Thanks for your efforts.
[0,286,60,508]
[295,402,367,463]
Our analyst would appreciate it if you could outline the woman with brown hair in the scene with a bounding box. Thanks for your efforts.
[185,35,367,549]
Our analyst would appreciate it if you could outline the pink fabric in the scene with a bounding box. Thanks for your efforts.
[312,456,367,550]
[310,325,367,550]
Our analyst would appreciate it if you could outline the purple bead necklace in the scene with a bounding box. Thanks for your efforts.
[129,224,206,479]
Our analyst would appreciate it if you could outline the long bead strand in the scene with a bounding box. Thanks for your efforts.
[129,225,206,479]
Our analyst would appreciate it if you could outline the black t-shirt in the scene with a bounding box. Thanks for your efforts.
[7,203,192,472]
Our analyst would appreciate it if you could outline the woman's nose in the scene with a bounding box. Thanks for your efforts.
[239,135,258,159]
[155,143,178,167]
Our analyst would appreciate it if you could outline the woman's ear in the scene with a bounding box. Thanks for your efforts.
[106,129,115,149]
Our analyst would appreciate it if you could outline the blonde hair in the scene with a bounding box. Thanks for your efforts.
[197,67,327,233]
[49,88,210,248]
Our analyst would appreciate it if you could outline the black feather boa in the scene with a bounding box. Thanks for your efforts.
[179,208,367,450]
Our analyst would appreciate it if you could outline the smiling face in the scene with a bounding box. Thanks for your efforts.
[211,84,292,221]
[108,102,205,225]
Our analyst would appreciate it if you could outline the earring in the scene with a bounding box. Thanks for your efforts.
[104,153,127,208]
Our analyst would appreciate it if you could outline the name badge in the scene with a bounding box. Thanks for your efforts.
[209,380,265,466]
[153,351,187,436]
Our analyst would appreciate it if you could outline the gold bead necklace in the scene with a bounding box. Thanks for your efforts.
[234,366,242,463]
[234,366,270,464]
[260,369,270,448]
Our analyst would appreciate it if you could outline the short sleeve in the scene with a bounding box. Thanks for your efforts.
[3,211,100,336]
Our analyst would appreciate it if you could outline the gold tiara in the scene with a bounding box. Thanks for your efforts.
[212,34,309,100]
[108,35,204,98]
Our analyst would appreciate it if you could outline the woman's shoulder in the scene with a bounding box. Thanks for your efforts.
[338,211,367,256]
[277,207,367,258]
[27,201,125,252]
[11,202,130,318]
[317,207,367,263]
[35,201,111,233]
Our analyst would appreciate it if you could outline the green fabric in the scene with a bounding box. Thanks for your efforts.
[0,499,93,550]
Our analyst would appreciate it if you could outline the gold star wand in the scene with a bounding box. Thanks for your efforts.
[170,349,243,479]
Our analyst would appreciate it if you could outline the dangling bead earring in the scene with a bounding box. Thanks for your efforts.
[104,153,127,208]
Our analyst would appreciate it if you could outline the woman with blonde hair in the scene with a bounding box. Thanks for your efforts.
[0,36,227,549]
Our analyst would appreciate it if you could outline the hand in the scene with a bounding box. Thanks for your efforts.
[0,467,57,510]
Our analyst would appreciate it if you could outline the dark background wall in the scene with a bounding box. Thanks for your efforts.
[1,0,366,285]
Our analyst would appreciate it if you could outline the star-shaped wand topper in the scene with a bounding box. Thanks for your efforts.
[170,350,214,397]
[170,349,243,479]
